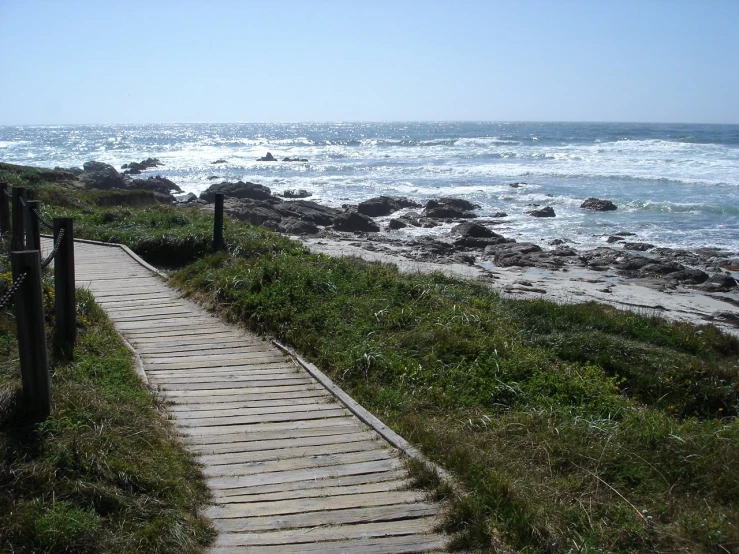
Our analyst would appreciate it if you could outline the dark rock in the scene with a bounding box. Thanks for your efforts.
[129,175,182,194]
[483,242,544,267]
[207,175,220,180]
[455,236,512,248]
[666,269,709,285]
[425,198,480,212]
[607,236,625,243]
[333,211,380,233]
[358,196,420,217]
[549,239,565,245]
[527,206,555,217]
[282,157,308,162]
[700,273,737,292]
[424,206,477,219]
[453,253,476,265]
[257,152,277,162]
[451,222,498,238]
[508,182,526,188]
[638,262,685,277]
[581,197,617,211]
[211,159,227,164]
[622,242,654,251]
[79,161,127,189]
[552,246,577,256]
[200,181,273,202]
[280,218,319,235]
[272,200,342,226]
[221,198,282,227]
[177,192,198,204]
[491,212,508,218]
[280,189,312,199]
[616,232,637,236]
[121,157,162,175]
[388,219,407,230]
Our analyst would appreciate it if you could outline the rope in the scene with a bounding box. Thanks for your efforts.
[40,228,65,270]
[33,208,54,231]
[0,271,28,310]
[19,197,26,207]
[2,190,10,199]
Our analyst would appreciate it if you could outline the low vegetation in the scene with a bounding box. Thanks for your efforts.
[2,165,738,553]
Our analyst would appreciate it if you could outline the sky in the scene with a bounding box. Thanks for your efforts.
[0,0,738,125]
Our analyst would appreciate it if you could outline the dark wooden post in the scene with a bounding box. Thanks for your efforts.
[53,218,76,360]
[11,250,51,420]
[213,192,224,251]
[11,187,25,251]
[25,200,41,252]
[0,182,9,234]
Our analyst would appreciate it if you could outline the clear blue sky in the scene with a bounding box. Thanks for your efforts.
[1,0,737,124]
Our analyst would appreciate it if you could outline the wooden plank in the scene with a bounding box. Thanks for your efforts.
[213,469,407,499]
[147,364,299,378]
[155,377,313,391]
[196,439,383,466]
[207,458,403,489]
[173,402,340,420]
[209,502,438,532]
[181,422,366,446]
[213,478,407,504]
[145,356,290,370]
[178,416,361,438]
[207,489,425,520]
[136,340,269,355]
[163,389,329,406]
[145,351,288,365]
[167,395,332,412]
[174,407,350,428]
[210,534,445,554]
[161,383,321,398]
[188,431,378,456]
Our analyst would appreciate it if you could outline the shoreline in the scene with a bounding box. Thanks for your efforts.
[296,231,739,337]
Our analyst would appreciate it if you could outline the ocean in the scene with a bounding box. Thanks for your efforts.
[1,122,738,252]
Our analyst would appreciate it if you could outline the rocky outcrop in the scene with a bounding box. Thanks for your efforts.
[129,176,182,194]
[257,152,277,162]
[272,200,342,226]
[211,159,227,164]
[121,157,162,175]
[333,212,380,233]
[700,273,737,292]
[358,196,420,217]
[280,218,319,235]
[527,206,555,217]
[79,161,128,189]
[280,189,312,199]
[483,242,548,267]
[282,157,308,162]
[623,242,654,251]
[200,181,273,202]
[581,198,617,211]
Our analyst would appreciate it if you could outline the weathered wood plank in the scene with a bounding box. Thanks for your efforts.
[181,422,367,446]
[173,402,339,420]
[188,431,377,455]
[178,416,360,438]
[155,377,313,391]
[174,407,350,428]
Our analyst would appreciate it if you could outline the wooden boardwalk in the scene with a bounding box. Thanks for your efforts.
[69,240,447,554]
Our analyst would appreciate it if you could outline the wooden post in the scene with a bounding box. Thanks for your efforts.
[54,218,76,360]
[0,182,9,234]
[25,200,41,252]
[11,187,25,251]
[11,250,51,420]
[213,192,224,251]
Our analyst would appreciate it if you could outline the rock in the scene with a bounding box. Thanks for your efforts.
[207,175,220,180]
[491,212,508,218]
[387,219,407,230]
[121,157,162,175]
[453,253,476,265]
[616,232,637,237]
[424,206,478,219]
[257,152,277,162]
[211,159,227,164]
[581,198,617,211]
[451,222,497,238]
[280,218,319,235]
[527,206,555,217]
[666,269,709,285]
[177,192,198,204]
[638,262,685,277]
[333,212,380,233]
[129,175,182,194]
[455,236,512,248]
[221,198,282,227]
[200,181,273,202]
[607,236,625,243]
[483,242,545,267]
[552,246,577,256]
[280,189,312,199]
[700,273,737,292]
[79,161,127,189]
[549,239,566,246]
[622,242,654,251]
[272,200,342,226]
[358,196,420,217]
[508,182,525,188]
[282,157,308,162]
[425,197,479,212]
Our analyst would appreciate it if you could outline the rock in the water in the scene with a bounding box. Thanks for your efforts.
[333,211,380,233]
[552,246,577,256]
[211,159,227,164]
[508,182,526,188]
[425,206,478,219]
[282,157,308,162]
[622,242,654,251]
[451,222,498,238]
[387,218,408,230]
[272,200,342,226]
[121,157,162,175]
[79,161,127,189]
[280,189,312,199]
[257,152,277,162]
[358,196,420,217]
[280,218,319,235]
[177,192,198,204]
[700,273,737,292]
[207,175,220,180]
[425,197,479,212]
[200,181,273,202]
[581,198,617,211]
[607,236,625,243]
[491,212,508,218]
[527,206,555,217]
[129,175,182,194]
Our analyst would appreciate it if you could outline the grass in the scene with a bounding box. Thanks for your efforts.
[0,231,214,552]
[3,164,739,553]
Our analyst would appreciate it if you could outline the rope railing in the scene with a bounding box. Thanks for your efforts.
[34,208,54,231]
[40,227,65,269]
[0,271,27,310]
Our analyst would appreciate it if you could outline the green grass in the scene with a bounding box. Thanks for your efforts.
[0,250,214,552]
[3,163,739,553]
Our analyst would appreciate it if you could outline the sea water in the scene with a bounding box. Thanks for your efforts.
[1,122,737,252]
